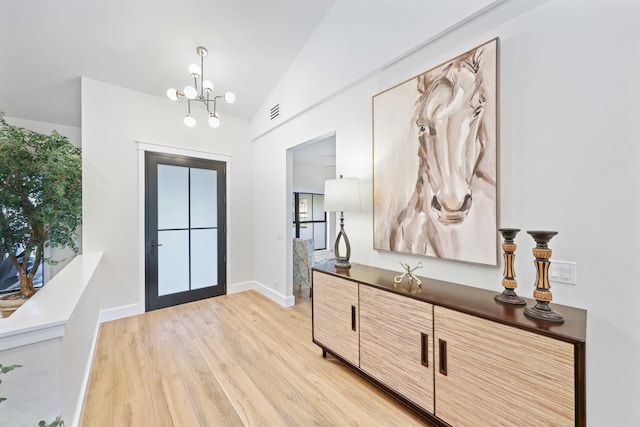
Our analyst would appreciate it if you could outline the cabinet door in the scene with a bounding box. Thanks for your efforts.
[312,271,359,366]
[434,306,575,427]
[360,285,434,414]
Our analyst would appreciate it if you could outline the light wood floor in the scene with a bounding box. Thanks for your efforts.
[81,287,431,426]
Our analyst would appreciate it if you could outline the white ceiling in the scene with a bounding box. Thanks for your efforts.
[0,0,336,127]
[293,135,336,168]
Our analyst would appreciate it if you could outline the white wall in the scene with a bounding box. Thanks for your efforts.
[0,338,60,426]
[252,0,640,424]
[81,78,254,314]
[252,0,501,137]
[60,257,101,426]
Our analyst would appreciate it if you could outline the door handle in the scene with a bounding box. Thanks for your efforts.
[439,339,448,376]
[150,239,163,256]
[351,305,357,331]
[421,333,429,367]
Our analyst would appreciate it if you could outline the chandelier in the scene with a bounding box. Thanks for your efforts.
[166,46,235,128]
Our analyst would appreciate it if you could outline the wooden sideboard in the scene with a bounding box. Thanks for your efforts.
[312,263,586,427]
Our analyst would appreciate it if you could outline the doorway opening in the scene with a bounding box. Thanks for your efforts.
[289,133,336,305]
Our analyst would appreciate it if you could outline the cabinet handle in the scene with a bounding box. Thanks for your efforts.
[439,339,448,376]
[351,305,356,331]
[420,333,429,367]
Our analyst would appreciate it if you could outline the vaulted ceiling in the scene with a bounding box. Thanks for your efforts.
[0,0,336,127]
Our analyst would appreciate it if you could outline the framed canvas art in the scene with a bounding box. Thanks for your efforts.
[373,38,498,266]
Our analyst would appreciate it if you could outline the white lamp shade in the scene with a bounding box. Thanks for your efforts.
[184,85,197,99]
[224,91,236,104]
[183,115,196,127]
[324,177,360,212]
[188,63,201,77]
[203,80,214,92]
[208,114,220,128]
[166,88,179,101]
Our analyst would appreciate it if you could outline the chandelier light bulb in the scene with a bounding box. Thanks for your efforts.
[188,64,201,77]
[183,85,197,100]
[203,80,214,92]
[184,115,196,128]
[166,88,179,101]
[224,91,236,104]
[208,113,221,128]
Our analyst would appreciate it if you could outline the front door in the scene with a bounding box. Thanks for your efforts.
[145,152,226,311]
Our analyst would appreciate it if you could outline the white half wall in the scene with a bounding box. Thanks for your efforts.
[0,253,102,427]
[81,78,254,314]
[251,0,640,424]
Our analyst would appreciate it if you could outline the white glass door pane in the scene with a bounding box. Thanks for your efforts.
[191,168,218,228]
[191,229,218,289]
[312,194,325,221]
[158,230,190,296]
[299,224,313,240]
[313,224,326,250]
[158,165,189,229]
[298,194,311,222]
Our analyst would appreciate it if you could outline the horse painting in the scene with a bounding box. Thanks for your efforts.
[373,39,497,265]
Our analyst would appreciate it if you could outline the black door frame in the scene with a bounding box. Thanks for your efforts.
[145,151,227,311]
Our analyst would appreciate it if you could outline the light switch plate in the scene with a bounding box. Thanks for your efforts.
[549,260,577,285]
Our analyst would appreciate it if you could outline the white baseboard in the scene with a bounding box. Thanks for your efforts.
[253,281,295,308]
[100,303,143,323]
[227,280,256,294]
[98,281,294,323]
[229,280,294,307]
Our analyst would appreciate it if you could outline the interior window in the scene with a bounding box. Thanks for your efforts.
[292,192,326,251]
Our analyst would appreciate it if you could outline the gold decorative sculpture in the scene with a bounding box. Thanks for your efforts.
[524,230,564,323]
[394,262,423,288]
[495,228,526,305]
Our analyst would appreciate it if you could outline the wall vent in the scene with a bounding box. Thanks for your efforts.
[270,104,280,120]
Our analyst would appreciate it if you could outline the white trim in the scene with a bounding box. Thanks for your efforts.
[254,281,295,308]
[135,141,232,313]
[137,144,147,313]
[69,318,101,427]
[228,280,256,294]
[0,323,66,350]
[99,303,143,323]
[228,281,295,307]
[136,141,232,163]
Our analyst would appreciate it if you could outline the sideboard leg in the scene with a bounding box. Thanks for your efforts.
[322,348,327,358]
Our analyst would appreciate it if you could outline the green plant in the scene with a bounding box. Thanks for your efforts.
[0,111,82,298]
[39,416,65,427]
[0,363,22,403]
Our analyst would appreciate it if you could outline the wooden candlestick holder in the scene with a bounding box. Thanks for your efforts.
[495,228,526,305]
[524,230,564,323]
